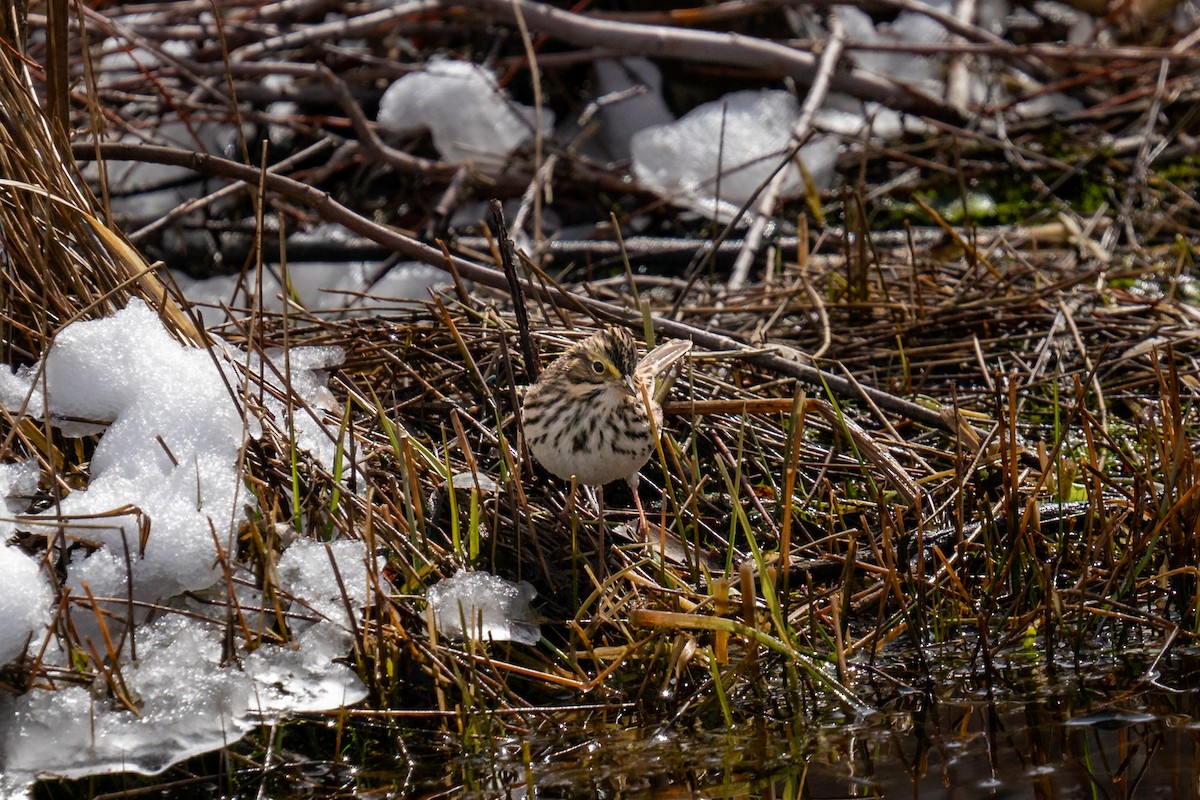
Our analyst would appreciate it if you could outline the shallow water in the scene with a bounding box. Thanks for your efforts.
[406,643,1200,799]
[423,692,1199,798]
[34,644,1200,798]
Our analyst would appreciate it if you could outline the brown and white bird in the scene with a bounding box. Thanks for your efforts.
[520,327,691,532]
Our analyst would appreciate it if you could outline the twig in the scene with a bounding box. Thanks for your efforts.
[447,0,964,123]
[727,14,844,290]
[229,0,440,62]
[490,199,540,379]
[944,0,975,111]
[1119,57,1171,247]
[318,66,458,179]
[73,140,960,434]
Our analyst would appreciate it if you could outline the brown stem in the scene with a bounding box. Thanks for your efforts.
[74,139,963,434]
[448,0,965,124]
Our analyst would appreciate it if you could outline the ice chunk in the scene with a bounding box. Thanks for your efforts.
[0,546,50,665]
[83,116,245,225]
[340,261,454,315]
[1011,89,1085,119]
[95,11,196,87]
[449,471,498,493]
[0,608,366,793]
[276,537,378,630]
[0,301,379,796]
[594,58,675,162]
[835,3,950,91]
[264,73,299,147]
[172,259,453,321]
[377,58,553,165]
[813,94,919,140]
[631,90,838,222]
[428,570,540,645]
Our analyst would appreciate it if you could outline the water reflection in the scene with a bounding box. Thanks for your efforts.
[804,695,1199,799]
[34,650,1200,797]
[438,652,1200,798]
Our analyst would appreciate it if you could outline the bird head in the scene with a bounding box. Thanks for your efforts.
[564,327,639,393]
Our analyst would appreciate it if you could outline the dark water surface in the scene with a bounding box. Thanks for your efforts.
[35,644,1200,798]
[409,645,1200,799]
[425,698,1198,798]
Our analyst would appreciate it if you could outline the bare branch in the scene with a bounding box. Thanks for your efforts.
[448,0,965,123]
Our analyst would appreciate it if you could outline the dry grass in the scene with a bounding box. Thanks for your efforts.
[206,236,1200,723]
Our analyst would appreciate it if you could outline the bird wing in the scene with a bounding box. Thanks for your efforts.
[636,338,691,380]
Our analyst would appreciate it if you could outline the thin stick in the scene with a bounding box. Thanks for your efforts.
[491,200,540,379]
[452,0,962,123]
[728,14,845,290]
[73,141,969,435]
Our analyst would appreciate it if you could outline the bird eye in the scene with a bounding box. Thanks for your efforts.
[591,360,605,374]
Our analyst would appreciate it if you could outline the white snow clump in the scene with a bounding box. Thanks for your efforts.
[594,57,675,162]
[428,569,540,646]
[0,460,50,666]
[835,2,951,91]
[631,89,839,222]
[0,299,380,796]
[377,58,553,165]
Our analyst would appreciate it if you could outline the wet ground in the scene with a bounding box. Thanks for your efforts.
[407,643,1200,798]
[420,694,1198,798]
[35,641,1200,798]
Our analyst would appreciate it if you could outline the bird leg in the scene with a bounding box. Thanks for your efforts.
[627,474,649,541]
[596,484,612,579]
